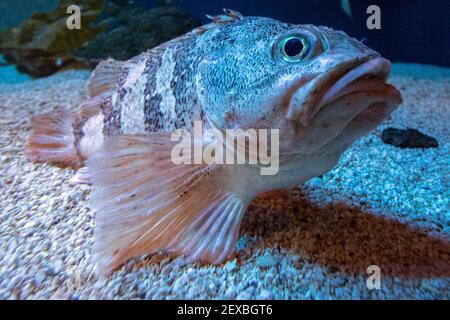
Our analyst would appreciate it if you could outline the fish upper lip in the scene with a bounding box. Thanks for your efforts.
[318,56,392,108]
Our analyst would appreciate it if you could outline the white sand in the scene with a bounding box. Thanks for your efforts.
[0,64,449,300]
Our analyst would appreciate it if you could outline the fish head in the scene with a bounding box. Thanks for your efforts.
[196,16,402,155]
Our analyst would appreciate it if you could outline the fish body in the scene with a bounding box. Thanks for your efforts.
[27,10,402,273]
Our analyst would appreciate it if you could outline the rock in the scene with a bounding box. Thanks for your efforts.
[224,287,236,299]
[381,127,438,148]
[208,282,216,291]
[335,287,347,297]
[224,259,238,272]
[0,0,201,78]
[0,0,104,77]
[256,253,278,269]
[1,48,91,78]
[236,291,252,300]
[74,0,201,62]
[0,0,104,53]
[259,289,273,300]
[34,272,46,288]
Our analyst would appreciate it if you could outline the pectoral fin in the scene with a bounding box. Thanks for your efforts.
[88,133,248,274]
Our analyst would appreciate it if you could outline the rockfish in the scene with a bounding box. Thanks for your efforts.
[26,9,402,273]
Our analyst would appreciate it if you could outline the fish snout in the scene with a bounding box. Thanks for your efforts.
[319,57,392,107]
[287,56,401,127]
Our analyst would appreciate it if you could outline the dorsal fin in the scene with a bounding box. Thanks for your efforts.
[80,59,130,118]
[189,8,244,36]
[206,8,244,23]
[134,9,244,59]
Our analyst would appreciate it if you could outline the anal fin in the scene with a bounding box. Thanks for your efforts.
[69,167,91,185]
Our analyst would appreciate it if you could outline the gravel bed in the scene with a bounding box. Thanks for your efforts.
[0,64,448,300]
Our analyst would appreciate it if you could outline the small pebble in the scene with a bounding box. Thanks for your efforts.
[256,253,278,269]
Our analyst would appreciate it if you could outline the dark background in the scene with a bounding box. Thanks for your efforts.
[146,0,450,67]
[1,0,449,67]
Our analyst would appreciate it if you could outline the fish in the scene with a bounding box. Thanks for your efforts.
[26,9,402,274]
[341,0,353,19]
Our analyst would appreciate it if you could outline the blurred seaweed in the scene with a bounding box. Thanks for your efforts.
[0,0,104,77]
[74,0,201,62]
[0,0,201,78]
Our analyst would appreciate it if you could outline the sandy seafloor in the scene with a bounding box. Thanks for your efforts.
[0,63,449,300]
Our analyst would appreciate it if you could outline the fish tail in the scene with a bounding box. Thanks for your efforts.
[81,58,128,118]
[87,133,249,274]
[26,111,84,168]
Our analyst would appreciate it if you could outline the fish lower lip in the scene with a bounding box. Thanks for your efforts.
[285,86,402,156]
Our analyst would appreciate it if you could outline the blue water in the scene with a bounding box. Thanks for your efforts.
[0,0,448,81]
[0,55,31,84]
[0,0,58,31]
[147,0,450,67]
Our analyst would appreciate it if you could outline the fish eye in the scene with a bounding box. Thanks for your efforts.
[278,35,310,63]
[284,38,304,57]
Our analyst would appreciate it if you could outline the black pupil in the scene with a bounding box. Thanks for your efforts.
[284,38,304,57]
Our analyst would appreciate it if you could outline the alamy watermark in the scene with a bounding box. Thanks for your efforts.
[171,121,280,176]
[65,4,382,31]
[66,5,81,30]
[366,5,382,30]
[366,265,381,290]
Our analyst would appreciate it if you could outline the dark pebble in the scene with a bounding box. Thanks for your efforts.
[381,127,438,148]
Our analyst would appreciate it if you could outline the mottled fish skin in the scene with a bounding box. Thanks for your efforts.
[78,30,206,157]
[112,46,202,134]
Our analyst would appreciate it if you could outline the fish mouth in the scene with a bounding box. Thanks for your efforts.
[319,57,397,107]
[282,57,403,155]
[288,56,403,127]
